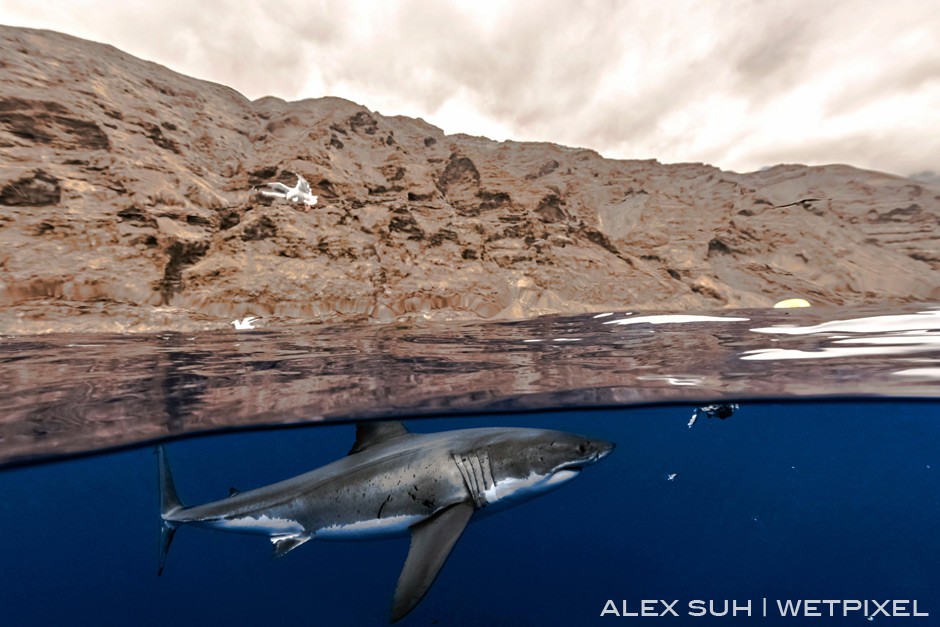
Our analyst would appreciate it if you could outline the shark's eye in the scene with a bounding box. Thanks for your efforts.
[578,444,587,454]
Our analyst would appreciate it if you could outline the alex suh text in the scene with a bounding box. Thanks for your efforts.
[600,599,929,618]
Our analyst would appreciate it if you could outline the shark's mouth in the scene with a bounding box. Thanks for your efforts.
[579,446,616,467]
[551,465,584,479]
[556,451,608,473]
[542,468,581,489]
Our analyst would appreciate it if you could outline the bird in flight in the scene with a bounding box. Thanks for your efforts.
[259,174,318,206]
[231,316,261,330]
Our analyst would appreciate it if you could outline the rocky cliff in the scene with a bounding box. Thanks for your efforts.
[2,26,938,333]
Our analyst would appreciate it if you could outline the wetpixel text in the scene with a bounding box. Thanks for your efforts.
[600,599,929,618]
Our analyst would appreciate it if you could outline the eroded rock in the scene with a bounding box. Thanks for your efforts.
[0,171,61,206]
[0,24,938,334]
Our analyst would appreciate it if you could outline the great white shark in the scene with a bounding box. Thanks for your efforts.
[158,421,615,622]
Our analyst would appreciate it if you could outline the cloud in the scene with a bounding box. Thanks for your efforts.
[2,0,938,176]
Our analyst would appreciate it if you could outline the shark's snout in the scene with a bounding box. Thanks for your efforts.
[595,439,616,461]
[590,439,616,464]
[560,438,616,471]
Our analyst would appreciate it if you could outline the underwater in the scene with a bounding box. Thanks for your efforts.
[1,306,938,625]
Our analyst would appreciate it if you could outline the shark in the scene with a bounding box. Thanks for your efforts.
[157,421,615,622]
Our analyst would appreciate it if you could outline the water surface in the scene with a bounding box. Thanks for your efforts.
[2,304,938,467]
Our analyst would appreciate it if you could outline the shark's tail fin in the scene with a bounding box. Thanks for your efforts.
[157,446,184,576]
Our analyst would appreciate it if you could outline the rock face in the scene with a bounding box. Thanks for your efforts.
[1,26,938,333]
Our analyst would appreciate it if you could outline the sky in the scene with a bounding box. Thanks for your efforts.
[2,0,939,178]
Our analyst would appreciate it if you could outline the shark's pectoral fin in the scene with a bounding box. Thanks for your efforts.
[271,534,310,559]
[349,421,411,456]
[390,501,474,623]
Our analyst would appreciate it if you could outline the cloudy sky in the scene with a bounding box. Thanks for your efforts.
[3,0,939,177]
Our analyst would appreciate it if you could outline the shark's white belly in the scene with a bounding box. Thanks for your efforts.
[202,514,304,536]
[201,512,421,539]
[314,513,423,540]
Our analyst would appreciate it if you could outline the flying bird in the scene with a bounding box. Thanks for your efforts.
[231,316,260,330]
[259,174,318,207]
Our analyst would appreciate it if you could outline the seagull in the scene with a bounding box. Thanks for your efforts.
[259,174,318,207]
[231,316,260,330]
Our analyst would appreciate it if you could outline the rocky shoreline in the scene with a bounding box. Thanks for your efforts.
[2,26,938,334]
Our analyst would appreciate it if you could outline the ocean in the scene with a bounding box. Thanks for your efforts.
[1,307,938,625]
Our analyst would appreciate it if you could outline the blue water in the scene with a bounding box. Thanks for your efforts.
[1,400,937,625]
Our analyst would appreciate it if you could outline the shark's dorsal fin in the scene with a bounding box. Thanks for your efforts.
[228,487,240,497]
[349,421,411,455]
[271,534,310,559]
[390,501,474,623]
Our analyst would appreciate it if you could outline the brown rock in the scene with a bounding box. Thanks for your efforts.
[1,25,938,334]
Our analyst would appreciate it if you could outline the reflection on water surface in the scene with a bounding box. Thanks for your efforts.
[1,304,938,466]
